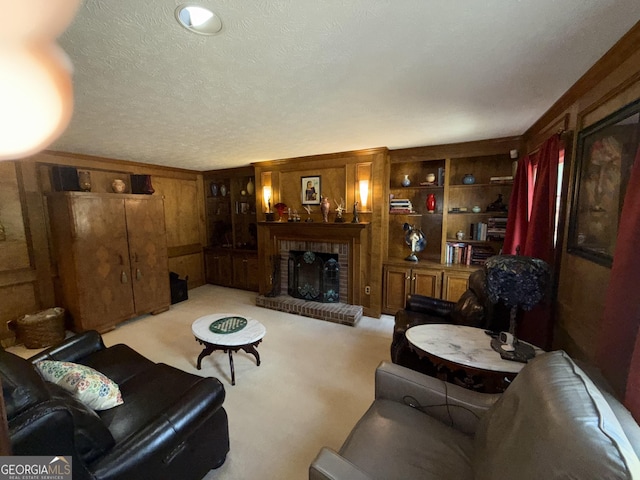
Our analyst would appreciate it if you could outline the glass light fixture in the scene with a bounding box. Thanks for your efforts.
[359,179,369,210]
[1,0,81,161]
[175,4,223,36]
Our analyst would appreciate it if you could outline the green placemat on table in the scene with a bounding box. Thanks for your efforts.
[209,316,247,334]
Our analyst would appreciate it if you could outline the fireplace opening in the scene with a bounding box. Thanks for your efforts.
[288,250,339,303]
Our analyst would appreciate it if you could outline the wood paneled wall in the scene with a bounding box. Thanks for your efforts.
[523,22,640,363]
[0,151,206,346]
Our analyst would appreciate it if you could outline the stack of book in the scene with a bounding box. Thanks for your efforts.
[489,175,513,184]
[469,244,496,265]
[389,198,414,214]
[487,217,508,241]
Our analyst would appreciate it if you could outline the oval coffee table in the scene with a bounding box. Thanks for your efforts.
[192,313,266,385]
[406,324,543,393]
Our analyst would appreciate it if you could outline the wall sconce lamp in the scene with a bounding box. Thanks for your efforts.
[262,186,272,212]
[359,179,370,210]
[1,0,82,161]
[263,186,275,221]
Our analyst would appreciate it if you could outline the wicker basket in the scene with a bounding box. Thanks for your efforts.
[16,307,66,349]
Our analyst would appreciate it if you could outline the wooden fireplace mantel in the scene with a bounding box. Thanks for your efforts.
[257,221,368,242]
[256,221,370,305]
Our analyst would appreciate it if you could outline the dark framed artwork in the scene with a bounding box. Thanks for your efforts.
[301,175,321,205]
[567,98,640,267]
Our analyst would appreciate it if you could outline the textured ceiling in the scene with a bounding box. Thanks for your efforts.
[50,0,640,171]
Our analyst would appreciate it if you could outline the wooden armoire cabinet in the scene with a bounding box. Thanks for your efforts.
[47,192,171,332]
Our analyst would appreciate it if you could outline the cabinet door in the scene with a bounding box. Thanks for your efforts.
[206,252,233,286]
[68,196,135,330]
[412,268,442,298]
[442,271,471,301]
[245,254,259,291]
[232,255,246,288]
[125,198,171,314]
[383,265,410,314]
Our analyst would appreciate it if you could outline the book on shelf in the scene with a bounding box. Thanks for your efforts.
[437,167,445,187]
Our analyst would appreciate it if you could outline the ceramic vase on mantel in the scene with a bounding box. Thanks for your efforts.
[112,179,126,193]
[320,197,330,223]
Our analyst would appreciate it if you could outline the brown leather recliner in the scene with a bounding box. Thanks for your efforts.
[0,330,229,480]
[390,268,510,375]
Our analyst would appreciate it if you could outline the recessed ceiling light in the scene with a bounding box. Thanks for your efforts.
[175,4,223,36]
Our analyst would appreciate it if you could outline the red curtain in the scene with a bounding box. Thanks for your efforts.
[502,135,561,349]
[502,154,534,255]
[598,145,640,420]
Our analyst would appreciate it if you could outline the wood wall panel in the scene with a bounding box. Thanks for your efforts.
[168,253,204,289]
[0,163,30,271]
[153,177,201,247]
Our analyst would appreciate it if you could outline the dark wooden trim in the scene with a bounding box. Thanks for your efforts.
[251,147,389,168]
[39,150,200,177]
[390,136,524,162]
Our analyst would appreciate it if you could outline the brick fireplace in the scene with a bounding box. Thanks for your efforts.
[255,222,367,325]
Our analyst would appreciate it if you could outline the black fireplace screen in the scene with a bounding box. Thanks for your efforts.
[288,250,339,303]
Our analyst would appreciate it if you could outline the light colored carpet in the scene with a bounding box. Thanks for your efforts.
[9,285,395,479]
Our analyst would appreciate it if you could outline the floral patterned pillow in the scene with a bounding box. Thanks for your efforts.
[36,361,123,411]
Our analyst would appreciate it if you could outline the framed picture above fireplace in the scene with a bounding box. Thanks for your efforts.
[301,175,321,205]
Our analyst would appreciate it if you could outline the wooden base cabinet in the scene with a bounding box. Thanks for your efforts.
[383,265,442,314]
[47,192,171,332]
[205,249,258,292]
[382,262,476,314]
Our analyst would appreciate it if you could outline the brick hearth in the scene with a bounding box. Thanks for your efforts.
[255,294,362,326]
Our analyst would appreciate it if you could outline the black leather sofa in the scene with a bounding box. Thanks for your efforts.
[0,331,229,480]
[391,268,510,375]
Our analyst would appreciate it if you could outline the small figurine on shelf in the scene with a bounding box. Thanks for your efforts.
[303,205,314,222]
[487,194,507,212]
[351,201,360,224]
[334,198,345,223]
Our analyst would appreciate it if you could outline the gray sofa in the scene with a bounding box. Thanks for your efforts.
[310,351,640,480]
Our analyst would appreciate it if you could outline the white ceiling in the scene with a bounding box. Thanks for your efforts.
[49,0,640,171]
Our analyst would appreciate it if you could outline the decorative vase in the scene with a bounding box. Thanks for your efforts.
[472,205,482,213]
[426,193,436,213]
[246,178,255,195]
[401,174,411,187]
[220,184,227,196]
[78,170,91,191]
[112,179,126,193]
[320,197,330,223]
[210,183,218,196]
[462,173,476,185]
[456,230,465,240]
[426,173,436,183]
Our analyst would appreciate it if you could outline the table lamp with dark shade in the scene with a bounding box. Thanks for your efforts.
[484,255,551,362]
